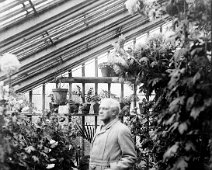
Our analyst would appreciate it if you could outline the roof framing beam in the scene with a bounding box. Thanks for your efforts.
[0,4,129,81]
[0,0,104,44]
[15,16,169,93]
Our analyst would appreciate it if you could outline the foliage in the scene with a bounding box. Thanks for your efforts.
[124,0,212,169]
[149,41,212,170]
[90,94,101,103]
[75,122,95,143]
[1,116,77,170]
[98,62,113,69]
[125,0,166,21]
[72,86,94,103]
[109,32,174,87]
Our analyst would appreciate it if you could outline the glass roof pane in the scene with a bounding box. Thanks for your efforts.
[0,0,65,30]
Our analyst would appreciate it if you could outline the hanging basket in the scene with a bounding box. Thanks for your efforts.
[100,67,111,77]
[52,88,68,105]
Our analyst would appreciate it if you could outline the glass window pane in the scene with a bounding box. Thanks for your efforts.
[124,40,133,50]
[72,65,82,77]
[32,93,42,112]
[98,83,108,98]
[32,85,42,95]
[111,83,121,98]
[85,59,95,77]
[136,33,148,47]
[149,27,161,35]
[123,84,133,97]
[162,21,173,33]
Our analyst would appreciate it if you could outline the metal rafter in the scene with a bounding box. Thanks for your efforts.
[14,16,169,93]
[0,0,101,42]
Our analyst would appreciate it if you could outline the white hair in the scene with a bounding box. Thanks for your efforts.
[100,98,120,114]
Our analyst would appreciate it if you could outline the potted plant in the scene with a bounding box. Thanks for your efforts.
[72,86,93,114]
[69,100,80,114]
[52,82,68,105]
[91,94,101,114]
[98,62,113,77]
[81,88,94,114]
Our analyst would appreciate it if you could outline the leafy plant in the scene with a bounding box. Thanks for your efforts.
[90,94,101,103]
[123,1,212,170]
[98,62,113,69]
[72,86,94,103]
[1,115,78,170]
[75,122,95,143]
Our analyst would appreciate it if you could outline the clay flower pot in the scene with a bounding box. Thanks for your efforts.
[81,103,91,114]
[52,88,68,105]
[93,102,100,114]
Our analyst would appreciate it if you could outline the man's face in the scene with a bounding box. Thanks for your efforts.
[98,101,113,121]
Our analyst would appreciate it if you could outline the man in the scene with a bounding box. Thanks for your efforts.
[89,98,137,170]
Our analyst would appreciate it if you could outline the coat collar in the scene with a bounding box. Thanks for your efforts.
[92,118,119,143]
[100,118,119,131]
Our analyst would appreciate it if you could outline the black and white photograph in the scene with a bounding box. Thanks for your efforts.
[0,0,211,170]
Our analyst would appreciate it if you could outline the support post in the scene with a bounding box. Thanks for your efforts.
[82,64,85,156]
[121,83,124,99]
[108,83,111,98]
[95,57,98,130]
[68,71,72,122]
[29,90,32,121]
[160,25,162,33]
[42,84,45,118]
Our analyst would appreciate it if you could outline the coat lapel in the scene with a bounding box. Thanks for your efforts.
[91,119,119,144]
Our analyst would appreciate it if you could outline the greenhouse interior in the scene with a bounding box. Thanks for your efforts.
[0,0,211,170]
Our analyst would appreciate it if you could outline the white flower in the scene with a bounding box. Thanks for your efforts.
[163,30,175,41]
[0,53,21,75]
[46,119,50,123]
[18,99,24,104]
[125,0,141,15]
[143,0,156,5]
[22,106,29,112]
[69,144,73,150]
[49,139,56,145]
[50,158,56,162]
[50,141,58,148]
[46,164,55,169]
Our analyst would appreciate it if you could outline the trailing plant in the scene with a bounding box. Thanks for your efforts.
[98,62,113,69]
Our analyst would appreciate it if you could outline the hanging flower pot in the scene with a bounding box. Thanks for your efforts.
[98,62,113,77]
[52,88,68,105]
[93,102,100,114]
